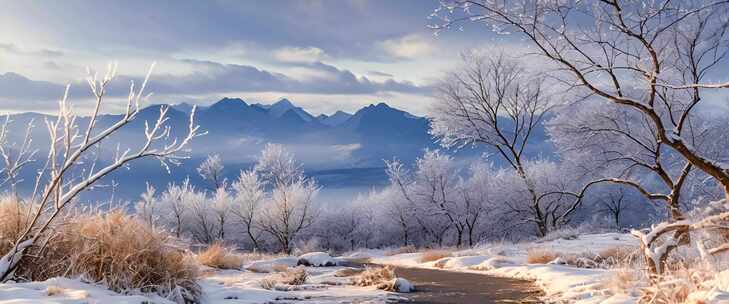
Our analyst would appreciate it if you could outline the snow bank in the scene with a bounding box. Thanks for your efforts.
[0,277,174,304]
[245,256,299,273]
[392,278,414,293]
[297,252,337,267]
[367,233,642,303]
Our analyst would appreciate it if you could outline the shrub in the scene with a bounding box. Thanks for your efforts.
[352,265,396,288]
[260,266,308,289]
[10,210,201,303]
[419,250,452,263]
[197,242,244,269]
[278,266,308,285]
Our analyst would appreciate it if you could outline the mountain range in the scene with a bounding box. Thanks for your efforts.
[2,98,555,203]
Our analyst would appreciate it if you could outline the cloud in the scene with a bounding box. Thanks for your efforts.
[367,70,394,78]
[0,43,64,58]
[0,59,430,110]
[273,46,329,63]
[377,34,434,60]
[0,72,66,101]
[123,59,428,96]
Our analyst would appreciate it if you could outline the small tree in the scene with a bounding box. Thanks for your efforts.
[255,144,318,254]
[198,154,225,190]
[230,170,265,250]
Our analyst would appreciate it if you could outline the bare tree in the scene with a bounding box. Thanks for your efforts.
[597,188,628,229]
[0,64,201,281]
[430,52,581,237]
[432,0,729,276]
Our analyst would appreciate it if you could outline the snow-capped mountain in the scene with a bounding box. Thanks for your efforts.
[253,98,317,122]
[317,111,352,126]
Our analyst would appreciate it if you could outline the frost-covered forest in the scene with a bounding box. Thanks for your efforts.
[3,0,729,303]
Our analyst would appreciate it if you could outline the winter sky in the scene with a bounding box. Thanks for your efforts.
[0,0,505,116]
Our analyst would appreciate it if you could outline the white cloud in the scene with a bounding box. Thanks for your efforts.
[378,34,434,60]
[273,46,329,63]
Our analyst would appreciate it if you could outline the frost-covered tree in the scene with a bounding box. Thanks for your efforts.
[430,52,586,236]
[135,183,157,227]
[198,154,225,190]
[255,144,318,253]
[387,150,494,247]
[432,0,729,276]
[157,179,197,238]
[230,170,265,250]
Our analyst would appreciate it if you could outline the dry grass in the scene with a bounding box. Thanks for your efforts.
[526,246,639,268]
[419,249,452,263]
[5,210,201,303]
[0,196,34,255]
[638,264,714,304]
[272,264,290,273]
[46,285,64,296]
[278,266,308,285]
[260,266,308,289]
[352,265,396,288]
[527,249,559,264]
[259,278,277,290]
[604,268,645,293]
[197,242,244,270]
[384,245,417,256]
[334,267,364,277]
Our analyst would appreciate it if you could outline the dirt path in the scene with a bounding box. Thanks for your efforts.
[392,266,543,304]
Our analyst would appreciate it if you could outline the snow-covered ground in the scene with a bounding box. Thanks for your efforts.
[365,233,639,303]
[0,255,399,304]
[361,233,729,303]
[4,233,729,303]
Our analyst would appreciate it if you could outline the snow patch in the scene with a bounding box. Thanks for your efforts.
[297,252,337,267]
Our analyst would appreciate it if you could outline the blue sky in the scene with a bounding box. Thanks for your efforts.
[0,0,501,115]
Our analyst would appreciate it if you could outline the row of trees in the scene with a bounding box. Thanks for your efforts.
[137,145,317,254]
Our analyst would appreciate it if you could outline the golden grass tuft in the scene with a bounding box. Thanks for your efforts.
[419,249,452,263]
[197,242,244,270]
[5,210,201,303]
[384,245,417,256]
[334,267,364,277]
[352,265,396,288]
[0,196,34,255]
[260,266,308,289]
[526,246,639,268]
[526,249,559,264]
[45,285,64,296]
[271,264,289,273]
